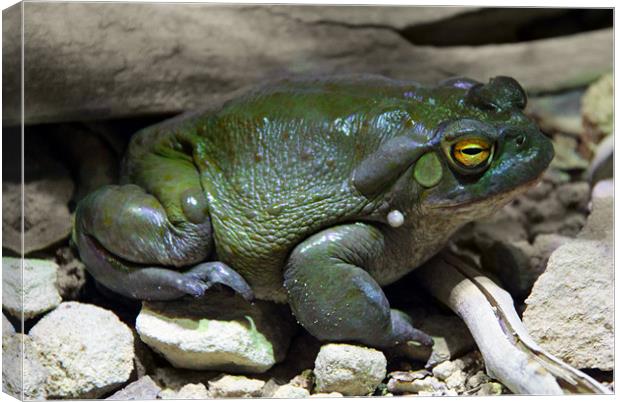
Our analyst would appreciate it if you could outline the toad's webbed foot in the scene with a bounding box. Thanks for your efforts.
[283,223,432,350]
[76,232,252,301]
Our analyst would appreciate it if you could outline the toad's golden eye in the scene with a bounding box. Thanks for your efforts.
[451,138,492,168]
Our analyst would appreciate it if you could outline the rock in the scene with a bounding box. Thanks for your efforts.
[150,367,215,392]
[156,389,178,399]
[2,313,15,336]
[527,89,585,137]
[418,314,476,367]
[2,334,49,400]
[2,139,74,254]
[2,257,62,319]
[523,195,613,370]
[29,302,135,398]
[272,384,311,398]
[388,374,446,394]
[175,383,209,399]
[288,369,314,391]
[106,376,161,400]
[556,182,590,211]
[431,360,464,381]
[582,73,613,145]
[418,389,458,396]
[529,211,587,238]
[207,375,265,398]
[54,246,87,300]
[550,135,589,171]
[444,370,467,391]
[466,370,491,389]
[587,135,613,184]
[135,293,295,373]
[476,382,504,396]
[310,392,343,397]
[313,344,387,396]
[591,178,613,200]
[4,3,611,125]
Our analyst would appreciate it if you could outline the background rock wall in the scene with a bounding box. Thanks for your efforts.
[2,4,613,125]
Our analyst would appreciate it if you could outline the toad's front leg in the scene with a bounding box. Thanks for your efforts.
[283,222,432,349]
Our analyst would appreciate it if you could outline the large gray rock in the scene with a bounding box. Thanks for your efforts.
[29,302,135,398]
[2,140,74,254]
[3,3,612,125]
[2,257,62,319]
[135,293,296,373]
[523,192,613,370]
[2,334,49,400]
[313,344,387,396]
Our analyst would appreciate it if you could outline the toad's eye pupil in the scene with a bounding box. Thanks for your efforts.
[461,148,482,155]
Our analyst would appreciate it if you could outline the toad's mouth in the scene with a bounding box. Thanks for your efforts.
[428,171,545,213]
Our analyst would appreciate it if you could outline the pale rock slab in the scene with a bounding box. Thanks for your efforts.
[29,302,135,398]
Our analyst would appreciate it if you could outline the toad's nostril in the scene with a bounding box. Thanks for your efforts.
[515,135,526,146]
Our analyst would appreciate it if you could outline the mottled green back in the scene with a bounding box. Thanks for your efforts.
[195,75,424,300]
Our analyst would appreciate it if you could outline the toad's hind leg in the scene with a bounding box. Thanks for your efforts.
[283,223,432,349]
[73,147,252,301]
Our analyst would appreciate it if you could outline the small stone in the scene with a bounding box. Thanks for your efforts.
[388,376,446,394]
[150,367,215,392]
[310,392,343,397]
[476,382,504,396]
[582,73,613,142]
[273,384,311,398]
[2,313,15,336]
[136,293,295,373]
[529,212,587,238]
[157,389,178,399]
[431,360,463,381]
[466,370,490,389]
[54,246,87,300]
[313,344,387,396]
[2,257,62,319]
[550,135,589,171]
[289,369,314,391]
[207,375,265,398]
[556,182,590,210]
[418,388,458,396]
[175,383,209,399]
[29,302,134,398]
[444,370,467,391]
[106,376,161,400]
[591,178,613,200]
[587,136,613,184]
[2,334,49,400]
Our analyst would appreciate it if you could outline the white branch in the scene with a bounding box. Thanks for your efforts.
[414,250,610,395]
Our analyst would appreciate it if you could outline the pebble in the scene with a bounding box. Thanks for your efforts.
[272,384,311,398]
[106,376,161,400]
[207,375,265,398]
[313,344,387,396]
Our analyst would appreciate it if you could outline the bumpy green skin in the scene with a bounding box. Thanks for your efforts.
[74,74,554,348]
